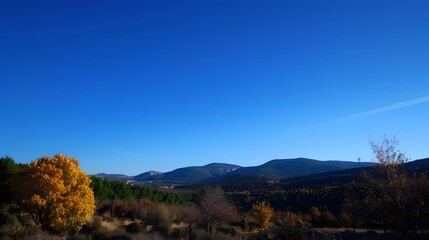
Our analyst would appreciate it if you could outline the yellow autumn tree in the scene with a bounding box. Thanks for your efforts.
[249,201,274,232]
[12,154,95,234]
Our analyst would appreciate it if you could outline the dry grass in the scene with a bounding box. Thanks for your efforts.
[86,216,134,231]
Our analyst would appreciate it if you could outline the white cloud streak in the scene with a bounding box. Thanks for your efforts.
[107,148,146,157]
[340,95,429,120]
[111,147,125,151]
[290,95,429,132]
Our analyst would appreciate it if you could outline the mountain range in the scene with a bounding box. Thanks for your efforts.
[183,158,429,190]
[95,158,374,186]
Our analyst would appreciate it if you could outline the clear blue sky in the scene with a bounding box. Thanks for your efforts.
[1,1,428,175]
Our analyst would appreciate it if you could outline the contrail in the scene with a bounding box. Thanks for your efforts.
[343,95,429,120]
[107,149,146,157]
[290,95,429,132]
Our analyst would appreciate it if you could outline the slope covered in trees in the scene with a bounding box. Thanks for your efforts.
[90,176,189,204]
[223,158,373,179]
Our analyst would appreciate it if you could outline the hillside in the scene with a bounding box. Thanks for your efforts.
[280,157,429,189]
[95,158,375,186]
[134,171,163,181]
[141,163,241,185]
[202,158,429,191]
[222,158,373,179]
[94,173,133,181]
[183,174,273,191]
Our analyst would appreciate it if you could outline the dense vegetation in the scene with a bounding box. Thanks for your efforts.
[1,137,429,239]
[90,176,189,204]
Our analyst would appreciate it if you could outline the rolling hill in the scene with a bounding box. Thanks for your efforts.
[221,158,373,179]
[141,163,241,185]
[94,173,133,181]
[95,158,375,186]
[134,171,163,181]
[194,158,429,190]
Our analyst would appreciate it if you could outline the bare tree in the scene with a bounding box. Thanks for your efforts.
[177,203,202,239]
[360,137,428,239]
[195,187,238,235]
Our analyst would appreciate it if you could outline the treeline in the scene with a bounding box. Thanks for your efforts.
[90,176,191,205]
[0,157,188,206]
[0,156,190,230]
[231,182,364,215]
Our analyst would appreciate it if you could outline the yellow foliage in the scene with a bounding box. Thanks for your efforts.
[14,154,95,234]
[249,201,274,232]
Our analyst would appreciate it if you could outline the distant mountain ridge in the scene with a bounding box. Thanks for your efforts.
[223,158,373,179]
[185,158,429,191]
[134,171,163,181]
[135,163,241,184]
[94,158,373,186]
[94,173,133,181]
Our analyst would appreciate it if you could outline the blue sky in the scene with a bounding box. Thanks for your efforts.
[1,1,428,175]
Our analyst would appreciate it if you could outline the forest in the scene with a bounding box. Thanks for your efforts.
[1,138,429,240]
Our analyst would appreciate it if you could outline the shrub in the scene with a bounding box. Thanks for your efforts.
[135,232,165,240]
[93,228,133,240]
[148,204,171,236]
[249,201,274,232]
[125,222,142,234]
[67,234,91,240]
[0,223,26,240]
[0,211,18,226]
[271,222,306,240]
[320,211,338,227]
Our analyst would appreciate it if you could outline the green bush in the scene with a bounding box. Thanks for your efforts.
[0,211,18,226]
